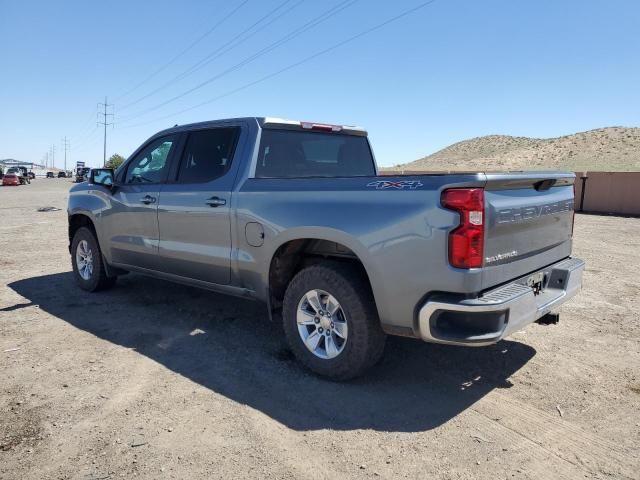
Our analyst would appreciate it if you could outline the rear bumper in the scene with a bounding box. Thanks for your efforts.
[418,257,585,346]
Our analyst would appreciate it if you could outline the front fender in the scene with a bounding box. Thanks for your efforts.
[67,186,111,260]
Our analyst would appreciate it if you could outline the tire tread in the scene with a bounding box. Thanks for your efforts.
[282,262,386,380]
[71,227,116,292]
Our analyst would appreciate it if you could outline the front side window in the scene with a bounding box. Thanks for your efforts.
[125,135,177,184]
[255,130,375,178]
[177,127,240,183]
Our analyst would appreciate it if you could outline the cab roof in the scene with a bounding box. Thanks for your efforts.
[155,117,367,137]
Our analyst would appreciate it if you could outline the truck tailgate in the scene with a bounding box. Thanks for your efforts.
[481,172,575,288]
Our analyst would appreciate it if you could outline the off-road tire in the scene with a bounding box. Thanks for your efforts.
[282,262,386,380]
[71,227,116,292]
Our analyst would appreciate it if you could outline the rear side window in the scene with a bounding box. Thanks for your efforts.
[177,127,240,183]
[255,130,375,178]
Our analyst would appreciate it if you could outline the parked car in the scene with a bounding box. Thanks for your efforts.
[57,171,67,178]
[46,171,55,178]
[67,117,585,379]
[6,166,30,184]
[2,173,20,186]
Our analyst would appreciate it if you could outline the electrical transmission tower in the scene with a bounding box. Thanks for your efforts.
[50,145,56,169]
[61,137,70,172]
[98,96,114,167]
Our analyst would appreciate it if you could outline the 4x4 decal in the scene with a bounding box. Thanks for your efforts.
[366,180,423,190]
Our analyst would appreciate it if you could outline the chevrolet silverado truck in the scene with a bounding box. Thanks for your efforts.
[67,117,584,379]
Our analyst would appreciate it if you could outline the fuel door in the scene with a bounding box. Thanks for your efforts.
[245,222,264,247]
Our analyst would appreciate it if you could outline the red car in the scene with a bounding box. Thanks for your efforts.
[2,174,20,186]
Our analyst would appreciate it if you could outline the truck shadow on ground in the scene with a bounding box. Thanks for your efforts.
[9,272,536,433]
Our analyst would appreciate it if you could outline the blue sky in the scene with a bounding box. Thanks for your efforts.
[1,0,639,168]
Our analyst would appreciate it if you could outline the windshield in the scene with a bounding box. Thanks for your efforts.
[255,129,375,178]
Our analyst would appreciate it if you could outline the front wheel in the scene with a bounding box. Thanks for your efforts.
[71,227,116,292]
[282,263,386,380]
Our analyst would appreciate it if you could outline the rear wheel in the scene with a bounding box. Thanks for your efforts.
[71,227,116,292]
[282,263,386,380]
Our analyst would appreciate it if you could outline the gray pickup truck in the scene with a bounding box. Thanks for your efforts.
[67,117,584,379]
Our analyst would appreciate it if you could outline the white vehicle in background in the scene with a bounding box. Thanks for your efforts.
[75,167,91,183]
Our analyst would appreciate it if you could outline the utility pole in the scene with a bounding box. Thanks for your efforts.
[98,96,114,167]
[50,145,56,169]
[61,137,70,172]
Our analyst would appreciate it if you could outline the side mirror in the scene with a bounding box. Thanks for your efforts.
[90,168,115,189]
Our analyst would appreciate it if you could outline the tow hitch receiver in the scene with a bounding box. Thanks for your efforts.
[527,271,546,295]
[536,312,560,325]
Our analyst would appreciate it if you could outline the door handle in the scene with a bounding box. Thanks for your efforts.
[205,196,226,207]
[139,195,156,205]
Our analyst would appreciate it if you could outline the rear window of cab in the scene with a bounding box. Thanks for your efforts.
[255,129,375,178]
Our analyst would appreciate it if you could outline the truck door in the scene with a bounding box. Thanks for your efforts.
[105,134,179,270]
[156,126,242,285]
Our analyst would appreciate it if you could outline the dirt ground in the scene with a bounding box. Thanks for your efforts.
[1,179,639,480]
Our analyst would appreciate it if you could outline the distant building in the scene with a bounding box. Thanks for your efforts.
[0,158,45,169]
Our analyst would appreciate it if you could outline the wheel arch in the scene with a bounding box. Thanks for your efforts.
[266,230,379,320]
[69,212,124,278]
[68,213,98,251]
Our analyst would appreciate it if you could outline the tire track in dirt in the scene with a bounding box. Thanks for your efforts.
[470,392,638,479]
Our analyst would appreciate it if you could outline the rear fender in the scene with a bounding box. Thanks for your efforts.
[265,227,381,312]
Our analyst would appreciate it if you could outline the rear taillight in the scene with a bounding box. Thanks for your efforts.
[441,188,485,268]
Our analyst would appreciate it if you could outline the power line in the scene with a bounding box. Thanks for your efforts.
[59,112,102,166]
[118,0,297,112]
[64,3,252,164]
[58,112,100,169]
[72,131,103,168]
[119,0,355,122]
[168,0,300,88]
[114,0,250,104]
[73,126,100,154]
[117,0,359,124]
[74,126,98,148]
[98,97,114,167]
[121,0,437,130]
[70,112,100,141]
[50,145,56,169]
[61,137,70,172]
